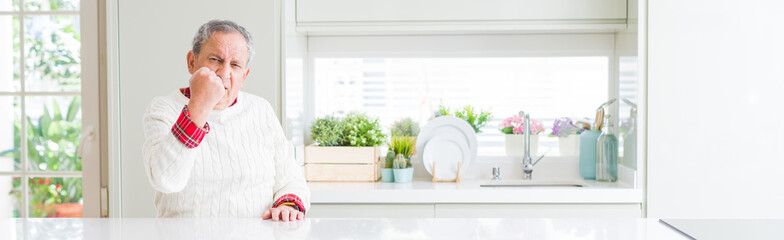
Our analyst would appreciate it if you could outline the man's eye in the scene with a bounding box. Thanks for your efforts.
[232,64,241,68]
[210,58,219,62]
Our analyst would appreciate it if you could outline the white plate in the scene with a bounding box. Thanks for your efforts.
[422,133,470,180]
[416,116,478,177]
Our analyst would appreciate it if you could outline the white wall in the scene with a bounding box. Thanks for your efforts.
[117,0,280,217]
[648,0,784,218]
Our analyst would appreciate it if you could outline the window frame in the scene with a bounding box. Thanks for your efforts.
[298,34,619,153]
[0,0,100,218]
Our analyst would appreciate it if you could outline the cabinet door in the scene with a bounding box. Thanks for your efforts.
[297,0,626,23]
[309,204,434,218]
[435,204,641,218]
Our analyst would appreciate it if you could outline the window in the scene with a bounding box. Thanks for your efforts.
[0,0,98,218]
[288,34,616,156]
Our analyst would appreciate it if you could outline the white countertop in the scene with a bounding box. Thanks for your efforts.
[0,218,688,239]
[308,179,642,204]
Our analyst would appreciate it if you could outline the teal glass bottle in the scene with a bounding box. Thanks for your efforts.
[579,130,601,179]
[596,115,618,182]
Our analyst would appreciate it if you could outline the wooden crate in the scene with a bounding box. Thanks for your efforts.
[304,144,382,182]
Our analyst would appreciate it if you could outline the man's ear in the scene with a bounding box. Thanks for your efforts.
[238,68,250,88]
[186,51,196,74]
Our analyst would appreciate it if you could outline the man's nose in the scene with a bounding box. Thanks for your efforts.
[215,66,231,85]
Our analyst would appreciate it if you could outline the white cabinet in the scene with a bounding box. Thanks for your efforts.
[435,204,641,218]
[309,204,435,218]
[296,0,628,34]
[309,203,641,218]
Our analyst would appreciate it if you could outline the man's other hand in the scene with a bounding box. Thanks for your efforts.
[262,205,305,221]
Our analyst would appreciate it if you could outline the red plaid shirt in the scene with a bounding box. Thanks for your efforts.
[170,88,305,213]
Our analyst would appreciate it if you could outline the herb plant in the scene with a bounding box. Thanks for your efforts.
[310,116,345,146]
[438,105,492,133]
[341,112,387,147]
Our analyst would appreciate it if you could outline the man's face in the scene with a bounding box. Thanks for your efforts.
[186,31,251,110]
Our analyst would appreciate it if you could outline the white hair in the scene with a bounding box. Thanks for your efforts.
[191,20,255,65]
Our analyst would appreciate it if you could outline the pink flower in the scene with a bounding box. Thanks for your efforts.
[500,115,544,135]
[500,115,523,128]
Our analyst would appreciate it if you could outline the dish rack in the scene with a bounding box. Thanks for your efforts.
[432,161,461,182]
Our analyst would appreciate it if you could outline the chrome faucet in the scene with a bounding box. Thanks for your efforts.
[520,111,545,180]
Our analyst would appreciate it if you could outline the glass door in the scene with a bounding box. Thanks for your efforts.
[0,0,99,218]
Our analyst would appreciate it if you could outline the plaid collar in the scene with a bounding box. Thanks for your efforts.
[180,87,237,107]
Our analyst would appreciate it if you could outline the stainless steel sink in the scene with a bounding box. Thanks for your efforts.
[479,180,587,188]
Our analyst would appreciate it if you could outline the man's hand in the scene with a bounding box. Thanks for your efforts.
[262,205,305,221]
[187,67,227,127]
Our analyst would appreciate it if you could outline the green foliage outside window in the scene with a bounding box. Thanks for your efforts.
[2,97,82,217]
[2,2,83,217]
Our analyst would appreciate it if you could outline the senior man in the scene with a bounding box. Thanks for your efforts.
[142,20,309,221]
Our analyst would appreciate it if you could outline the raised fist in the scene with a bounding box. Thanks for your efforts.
[187,67,228,126]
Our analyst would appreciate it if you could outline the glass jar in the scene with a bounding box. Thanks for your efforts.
[596,114,618,182]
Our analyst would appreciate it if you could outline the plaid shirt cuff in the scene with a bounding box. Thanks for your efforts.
[273,194,306,213]
[171,105,209,148]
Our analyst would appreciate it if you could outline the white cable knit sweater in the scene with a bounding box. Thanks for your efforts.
[142,90,310,218]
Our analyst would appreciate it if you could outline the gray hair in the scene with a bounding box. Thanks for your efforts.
[191,20,255,66]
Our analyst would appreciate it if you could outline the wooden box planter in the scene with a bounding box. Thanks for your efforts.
[304,144,382,182]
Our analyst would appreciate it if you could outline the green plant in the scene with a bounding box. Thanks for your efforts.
[391,136,415,169]
[2,97,83,217]
[342,112,386,147]
[310,116,345,146]
[390,118,420,137]
[390,136,415,159]
[438,105,493,133]
[385,151,395,169]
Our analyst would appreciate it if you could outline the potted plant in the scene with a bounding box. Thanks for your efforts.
[305,112,387,182]
[382,150,396,182]
[382,118,421,182]
[438,105,492,133]
[499,115,544,157]
[390,117,420,154]
[549,117,586,156]
[390,136,415,183]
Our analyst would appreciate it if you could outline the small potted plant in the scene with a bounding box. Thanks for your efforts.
[549,117,586,156]
[390,117,420,154]
[390,136,415,183]
[383,118,420,182]
[499,115,544,156]
[438,105,492,133]
[305,112,387,182]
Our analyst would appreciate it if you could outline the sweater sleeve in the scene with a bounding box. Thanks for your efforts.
[142,97,200,194]
[267,102,311,213]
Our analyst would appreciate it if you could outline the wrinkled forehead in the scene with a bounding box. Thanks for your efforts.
[202,31,249,62]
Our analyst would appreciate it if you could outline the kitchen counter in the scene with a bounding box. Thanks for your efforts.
[307,157,642,204]
[0,218,688,239]
[308,179,642,204]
